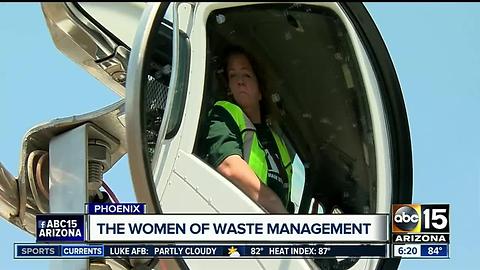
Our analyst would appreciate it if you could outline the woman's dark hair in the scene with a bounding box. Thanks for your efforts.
[221,45,269,121]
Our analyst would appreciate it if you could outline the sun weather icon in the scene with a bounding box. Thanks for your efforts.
[228,246,240,257]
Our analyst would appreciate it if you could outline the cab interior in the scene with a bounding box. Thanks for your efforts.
[194,3,378,215]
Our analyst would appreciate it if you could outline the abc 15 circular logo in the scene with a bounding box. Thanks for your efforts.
[392,204,449,233]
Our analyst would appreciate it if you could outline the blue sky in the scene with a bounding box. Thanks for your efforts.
[1,3,479,269]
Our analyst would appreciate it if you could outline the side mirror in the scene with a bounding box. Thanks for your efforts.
[41,2,147,97]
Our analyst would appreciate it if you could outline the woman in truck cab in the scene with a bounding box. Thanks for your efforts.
[202,45,294,214]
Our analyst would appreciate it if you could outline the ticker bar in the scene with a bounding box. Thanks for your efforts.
[15,243,387,259]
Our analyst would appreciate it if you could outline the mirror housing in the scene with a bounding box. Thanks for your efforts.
[41,3,146,97]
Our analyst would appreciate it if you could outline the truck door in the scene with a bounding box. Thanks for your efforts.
[125,2,413,270]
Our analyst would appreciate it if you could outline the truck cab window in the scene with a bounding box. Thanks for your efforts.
[194,4,377,216]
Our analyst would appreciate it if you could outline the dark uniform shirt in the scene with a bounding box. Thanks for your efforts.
[202,105,289,206]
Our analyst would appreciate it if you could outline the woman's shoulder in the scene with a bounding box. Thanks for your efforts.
[211,100,246,124]
[207,101,240,127]
[213,100,242,112]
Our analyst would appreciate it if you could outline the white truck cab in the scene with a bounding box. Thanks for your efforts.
[0,2,413,270]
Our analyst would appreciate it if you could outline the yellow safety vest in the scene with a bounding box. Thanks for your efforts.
[214,100,293,203]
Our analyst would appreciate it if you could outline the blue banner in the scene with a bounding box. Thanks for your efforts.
[61,245,104,257]
[15,244,387,258]
[421,244,448,257]
[87,203,146,214]
[36,215,84,242]
[16,244,61,257]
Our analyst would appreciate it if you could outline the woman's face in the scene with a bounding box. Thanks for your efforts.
[227,53,262,110]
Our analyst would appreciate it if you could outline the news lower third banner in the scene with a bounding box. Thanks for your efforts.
[15,243,388,259]
[88,214,388,242]
[15,203,450,260]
